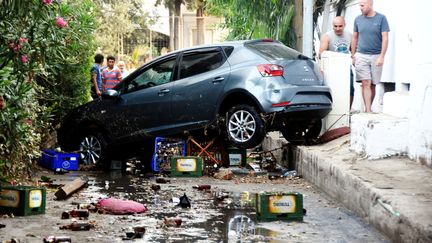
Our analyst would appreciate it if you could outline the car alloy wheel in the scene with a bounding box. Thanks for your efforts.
[228,110,256,142]
[79,134,103,165]
[226,105,265,149]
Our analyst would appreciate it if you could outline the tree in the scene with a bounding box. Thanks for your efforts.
[156,0,184,51]
[93,0,153,58]
[186,0,206,46]
[206,0,296,48]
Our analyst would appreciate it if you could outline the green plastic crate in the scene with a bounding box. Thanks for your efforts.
[0,185,46,216]
[170,156,203,177]
[227,147,247,166]
[256,192,303,221]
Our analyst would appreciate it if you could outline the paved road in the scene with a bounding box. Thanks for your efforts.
[0,170,389,242]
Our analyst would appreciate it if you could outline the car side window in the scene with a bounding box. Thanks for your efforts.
[125,57,176,93]
[179,49,224,79]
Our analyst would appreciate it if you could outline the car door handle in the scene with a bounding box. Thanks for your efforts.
[158,89,170,96]
[212,77,225,83]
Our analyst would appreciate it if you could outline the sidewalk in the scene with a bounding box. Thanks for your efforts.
[294,135,432,243]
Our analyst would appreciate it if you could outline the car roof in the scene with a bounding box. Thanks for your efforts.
[167,39,281,54]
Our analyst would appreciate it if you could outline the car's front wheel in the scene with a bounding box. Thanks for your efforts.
[225,105,265,149]
[78,132,108,166]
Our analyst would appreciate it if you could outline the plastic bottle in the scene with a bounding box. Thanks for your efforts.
[283,170,297,178]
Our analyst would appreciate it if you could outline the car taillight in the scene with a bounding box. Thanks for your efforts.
[257,64,284,77]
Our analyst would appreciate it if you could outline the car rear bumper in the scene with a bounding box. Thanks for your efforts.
[265,104,332,129]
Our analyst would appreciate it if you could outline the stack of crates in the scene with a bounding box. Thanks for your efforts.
[170,156,203,177]
[256,192,303,221]
[151,137,186,173]
[40,149,79,171]
[0,185,46,216]
[227,147,247,167]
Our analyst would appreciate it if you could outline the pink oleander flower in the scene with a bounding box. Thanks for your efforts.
[19,37,28,43]
[55,17,67,28]
[12,44,22,52]
[43,0,53,5]
[21,55,28,63]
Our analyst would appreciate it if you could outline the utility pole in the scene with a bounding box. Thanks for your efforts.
[303,0,313,58]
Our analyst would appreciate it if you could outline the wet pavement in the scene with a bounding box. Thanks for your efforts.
[0,170,390,242]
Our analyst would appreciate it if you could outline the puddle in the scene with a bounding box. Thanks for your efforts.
[81,171,283,242]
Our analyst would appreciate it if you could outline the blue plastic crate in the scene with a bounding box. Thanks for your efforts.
[151,137,186,172]
[40,150,79,171]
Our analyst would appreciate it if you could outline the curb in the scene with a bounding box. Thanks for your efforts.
[294,135,432,243]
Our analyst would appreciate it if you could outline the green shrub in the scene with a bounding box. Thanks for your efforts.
[0,0,97,181]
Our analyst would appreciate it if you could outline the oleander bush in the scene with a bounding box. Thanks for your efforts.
[0,0,98,181]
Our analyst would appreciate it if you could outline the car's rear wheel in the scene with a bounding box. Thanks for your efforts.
[225,105,265,149]
[281,119,322,145]
[78,132,109,166]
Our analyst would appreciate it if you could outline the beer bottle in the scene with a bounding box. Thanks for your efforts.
[70,222,91,231]
[69,209,89,218]
[155,177,170,184]
[192,185,211,190]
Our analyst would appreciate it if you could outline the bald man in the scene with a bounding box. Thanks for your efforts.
[319,16,354,107]
[351,0,390,113]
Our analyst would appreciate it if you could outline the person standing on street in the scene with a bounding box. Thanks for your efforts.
[117,60,130,78]
[319,16,354,108]
[101,55,122,92]
[351,0,390,113]
[90,53,104,98]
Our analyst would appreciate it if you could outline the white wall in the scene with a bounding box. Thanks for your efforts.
[407,0,432,167]
[318,0,432,166]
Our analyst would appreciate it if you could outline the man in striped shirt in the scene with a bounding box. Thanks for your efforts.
[101,55,122,91]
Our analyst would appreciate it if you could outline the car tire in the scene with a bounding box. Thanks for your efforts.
[281,119,322,145]
[78,132,109,167]
[225,104,265,149]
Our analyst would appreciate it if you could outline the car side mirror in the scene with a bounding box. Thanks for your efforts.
[101,89,119,98]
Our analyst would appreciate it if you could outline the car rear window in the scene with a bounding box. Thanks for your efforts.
[245,41,301,60]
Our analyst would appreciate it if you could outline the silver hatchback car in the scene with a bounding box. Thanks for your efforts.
[58,39,332,165]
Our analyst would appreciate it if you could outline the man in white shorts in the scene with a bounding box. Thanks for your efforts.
[351,0,390,113]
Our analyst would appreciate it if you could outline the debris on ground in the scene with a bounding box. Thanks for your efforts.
[43,235,72,243]
[61,209,89,219]
[163,217,182,227]
[192,184,211,190]
[178,193,191,208]
[54,177,88,200]
[96,197,148,215]
[214,168,234,180]
[123,226,146,240]
[151,183,161,191]
[155,177,170,184]
[59,222,92,231]
[316,126,350,144]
